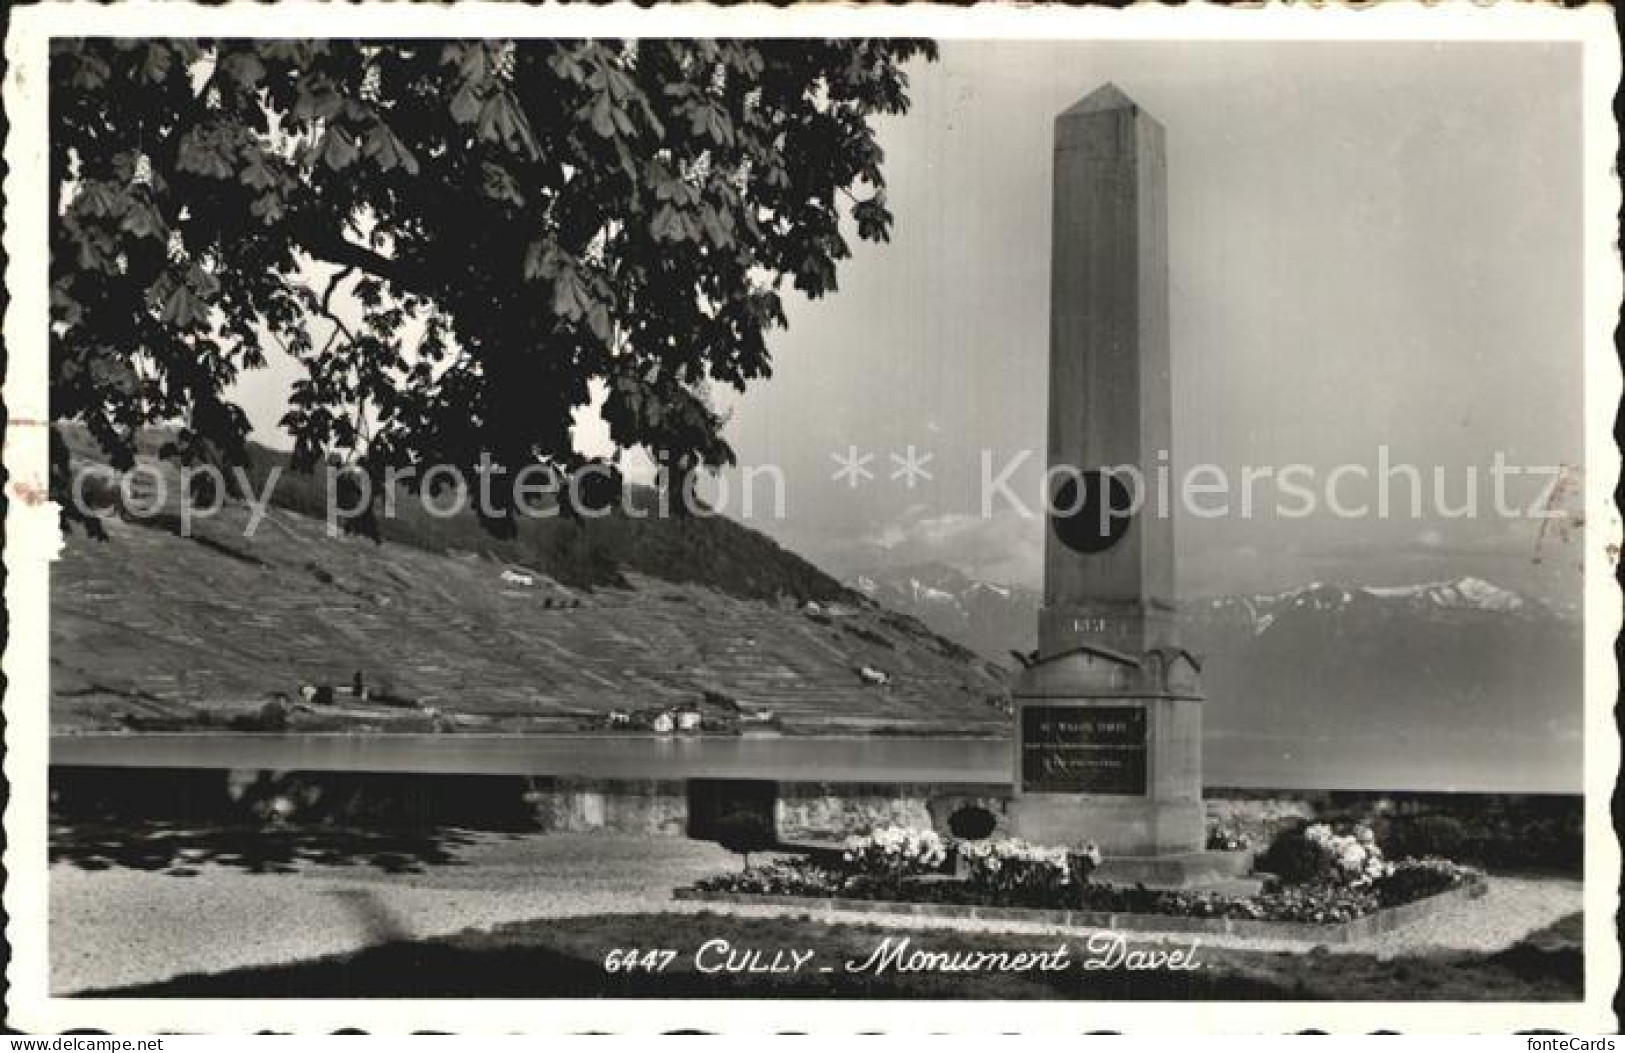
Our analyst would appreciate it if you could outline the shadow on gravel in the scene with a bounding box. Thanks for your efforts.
[1480,911,1585,992]
[50,819,483,876]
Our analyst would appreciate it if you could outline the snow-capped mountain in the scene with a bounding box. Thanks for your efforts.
[848,565,1584,791]
[1187,575,1580,792]
[850,562,1040,663]
[1201,576,1543,635]
[1365,576,1527,611]
[850,567,1565,664]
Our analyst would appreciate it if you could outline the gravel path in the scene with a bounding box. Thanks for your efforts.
[50,831,1583,994]
[51,831,738,993]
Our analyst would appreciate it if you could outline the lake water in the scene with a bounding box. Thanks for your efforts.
[49,733,1577,793]
[51,733,1015,786]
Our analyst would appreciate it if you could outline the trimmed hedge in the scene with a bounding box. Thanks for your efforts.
[1372,809,1580,874]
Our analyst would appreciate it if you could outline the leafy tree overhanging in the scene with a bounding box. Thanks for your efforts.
[50,38,934,528]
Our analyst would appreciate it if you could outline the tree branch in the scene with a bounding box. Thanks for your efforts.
[320,266,357,332]
[296,222,421,294]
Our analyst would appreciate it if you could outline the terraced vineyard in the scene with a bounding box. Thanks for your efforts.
[50,438,1009,737]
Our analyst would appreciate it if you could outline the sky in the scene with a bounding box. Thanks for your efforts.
[233,40,1587,605]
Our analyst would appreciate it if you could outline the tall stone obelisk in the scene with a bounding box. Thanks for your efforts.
[1007,84,1208,863]
[1041,82,1175,661]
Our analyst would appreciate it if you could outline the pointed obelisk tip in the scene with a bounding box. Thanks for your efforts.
[1061,82,1140,116]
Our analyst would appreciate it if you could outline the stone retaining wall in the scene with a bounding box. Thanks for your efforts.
[527,778,689,836]
[50,766,1580,858]
[775,783,1013,842]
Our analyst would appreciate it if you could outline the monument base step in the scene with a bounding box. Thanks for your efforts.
[1091,850,1258,891]
[1193,876,1272,898]
[1005,794,1205,856]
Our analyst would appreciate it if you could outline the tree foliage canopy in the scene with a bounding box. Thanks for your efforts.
[50,37,934,525]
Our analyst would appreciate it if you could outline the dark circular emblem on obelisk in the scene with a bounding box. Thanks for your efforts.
[1051,470,1134,553]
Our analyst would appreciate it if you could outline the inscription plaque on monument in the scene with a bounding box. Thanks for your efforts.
[1019,705,1147,795]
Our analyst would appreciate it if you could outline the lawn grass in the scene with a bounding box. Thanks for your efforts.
[85,910,1583,1001]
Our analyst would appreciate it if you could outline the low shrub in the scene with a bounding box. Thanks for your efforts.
[1380,814,1466,861]
[1256,824,1325,884]
[1373,809,1579,874]
[947,805,998,841]
[841,826,949,882]
[1206,823,1253,853]
[1258,822,1388,888]
[714,811,777,871]
[1375,857,1481,907]
[959,838,1076,896]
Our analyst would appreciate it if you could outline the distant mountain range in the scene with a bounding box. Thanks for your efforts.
[851,562,1585,791]
[851,563,1037,664]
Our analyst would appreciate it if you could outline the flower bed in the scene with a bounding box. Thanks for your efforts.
[689,824,1484,928]
[1205,820,1253,853]
[692,856,1478,925]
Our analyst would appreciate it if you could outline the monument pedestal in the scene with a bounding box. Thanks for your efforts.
[1090,851,1262,893]
[1008,790,1202,857]
[1005,645,1206,858]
